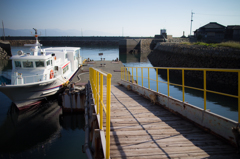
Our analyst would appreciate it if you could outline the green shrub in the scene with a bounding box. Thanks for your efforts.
[217,42,240,49]
[180,41,240,49]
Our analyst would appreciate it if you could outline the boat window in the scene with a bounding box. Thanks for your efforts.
[15,61,21,68]
[65,54,68,59]
[35,61,45,67]
[54,66,58,71]
[46,60,51,66]
[63,65,69,74]
[23,61,33,68]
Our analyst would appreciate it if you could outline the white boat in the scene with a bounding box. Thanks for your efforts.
[0,28,83,110]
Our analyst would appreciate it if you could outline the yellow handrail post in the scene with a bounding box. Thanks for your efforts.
[204,70,207,110]
[92,69,96,103]
[94,70,97,106]
[127,67,128,82]
[148,67,150,89]
[132,67,133,82]
[96,72,99,114]
[128,67,130,82]
[156,68,158,92]
[89,68,112,158]
[124,67,126,81]
[100,74,103,129]
[106,73,112,159]
[238,71,240,123]
[141,67,143,87]
[126,67,128,81]
[136,68,138,84]
[167,69,170,97]
[182,69,185,102]
[121,67,122,80]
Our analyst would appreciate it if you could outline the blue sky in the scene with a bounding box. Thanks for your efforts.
[1,0,240,37]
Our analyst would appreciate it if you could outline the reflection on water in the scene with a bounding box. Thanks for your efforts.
[0,99,87,158]
[59,113,85,130]
[0,102,62,153]
[119,52,149,63]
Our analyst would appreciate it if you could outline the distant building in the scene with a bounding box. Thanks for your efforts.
[225,25,240,41]
[154,29,172,41]
[194,22,240,42]
[181,31,187,38]
[194,22,225,42]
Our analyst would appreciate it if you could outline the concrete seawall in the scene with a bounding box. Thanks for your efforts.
[148,42,240,95]
[4,36,152,46]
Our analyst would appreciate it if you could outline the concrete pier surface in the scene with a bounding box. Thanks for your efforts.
[70,60,124,85]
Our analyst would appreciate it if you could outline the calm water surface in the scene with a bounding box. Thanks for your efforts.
[0,45,238,158]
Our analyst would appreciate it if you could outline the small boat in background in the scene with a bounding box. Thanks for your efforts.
[0,28,83,110]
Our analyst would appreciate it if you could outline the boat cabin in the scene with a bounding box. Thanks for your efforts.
[11,47,81,85]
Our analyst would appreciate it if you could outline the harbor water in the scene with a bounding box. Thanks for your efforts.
[0,45,238,158]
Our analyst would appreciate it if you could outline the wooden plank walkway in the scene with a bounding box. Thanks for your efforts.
[70,60,124,85]
[102,85,240,159]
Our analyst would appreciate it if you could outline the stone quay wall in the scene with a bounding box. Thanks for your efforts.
[148,42,240,95]
[0,40,12,57]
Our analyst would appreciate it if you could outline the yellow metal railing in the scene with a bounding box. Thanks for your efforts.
[121,67,240,123]
[89,67,112,159]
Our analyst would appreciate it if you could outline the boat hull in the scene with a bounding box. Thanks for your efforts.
[0,77,64,110]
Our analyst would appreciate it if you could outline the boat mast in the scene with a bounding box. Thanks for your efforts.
[32,28,40,56]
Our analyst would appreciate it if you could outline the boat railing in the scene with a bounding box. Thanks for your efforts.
[12,73,51,85]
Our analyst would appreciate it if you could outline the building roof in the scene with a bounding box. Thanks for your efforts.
[200,22,226,29]
[227,25,240,30]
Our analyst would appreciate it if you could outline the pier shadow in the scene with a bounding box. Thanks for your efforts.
[109,85,239,158]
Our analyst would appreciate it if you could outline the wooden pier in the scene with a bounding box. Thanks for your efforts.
[70,60,123,85]
[101,85,240,158]
[69,61,240,158]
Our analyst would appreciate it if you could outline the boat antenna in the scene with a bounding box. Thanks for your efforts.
[33,28,37,35]
[33,28,39,45]
[33,28,41,50]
